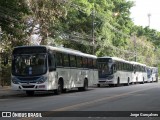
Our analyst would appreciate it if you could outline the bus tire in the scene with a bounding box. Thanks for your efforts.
[78,79,88,91]
[62,88,67,93]
[143,77,145,84]
[136,77,138,84]
[127,78,130,86]
[26,91,34,96]
[151,78,153,83]
[97,84,100,87]
[116,78,120,87]
[140,78,145,84]
[54,80,63,95]
[109,84,114,87]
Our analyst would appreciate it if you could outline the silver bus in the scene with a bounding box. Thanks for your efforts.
[97,57,133,87]
[11,46,98,95]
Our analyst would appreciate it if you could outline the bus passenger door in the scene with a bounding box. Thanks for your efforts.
[48,52,57,90]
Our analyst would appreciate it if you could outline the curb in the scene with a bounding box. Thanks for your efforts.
[0,86,11,91]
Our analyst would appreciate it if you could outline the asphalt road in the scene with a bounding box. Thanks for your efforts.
[0,82,160,120]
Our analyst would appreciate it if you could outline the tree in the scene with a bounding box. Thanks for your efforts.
[27,0,69,45]
[0,0,30,47]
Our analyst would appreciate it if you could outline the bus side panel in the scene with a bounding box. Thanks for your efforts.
[69,68,77,88]
[112,72,118,84]
[56,68,70,89]
[88,69,93,86]
[92,70,98,86]
[88,69,98,87]
[144,73,147,82]
[132,72,137,83]
[121,71,126,84]
[48,71,57,90]
[137,72,142,83]
[76,69,84,87]
[82,69,88,84]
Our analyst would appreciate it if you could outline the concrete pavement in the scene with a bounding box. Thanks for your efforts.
[0,80,159,97]
[0,86,24,97]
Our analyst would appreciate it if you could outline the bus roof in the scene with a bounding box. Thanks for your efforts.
[47,46,97,58]
[13,45,97,59]
[130,61,146,66]
[98,56,131,64]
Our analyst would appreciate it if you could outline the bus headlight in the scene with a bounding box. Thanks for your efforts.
[12,77,20,84]
[37,76,47,84]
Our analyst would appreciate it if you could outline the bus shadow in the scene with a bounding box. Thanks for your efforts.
[0,88,95,98]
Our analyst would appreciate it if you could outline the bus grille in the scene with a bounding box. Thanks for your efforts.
[99,81,106,83]
[21,81,37,83]
[22,85,35,88]
[17,77,40,81]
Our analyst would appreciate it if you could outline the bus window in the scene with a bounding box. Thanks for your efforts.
[98,62,112,78]
[83,57,88,68]
[112,64,117,73]
[88,58,93,69]
[63,54,69,67]
[12,54,47,76]
[56,53,63,67]
[69,55,76,67]
[93,59,97,69]
[77,56,83,68]
[48,51,56,71]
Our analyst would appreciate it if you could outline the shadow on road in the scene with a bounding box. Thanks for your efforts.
[0,88,95,99]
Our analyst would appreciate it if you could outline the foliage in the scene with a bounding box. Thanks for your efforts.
[0,0,30,46]
[1,0,160,82]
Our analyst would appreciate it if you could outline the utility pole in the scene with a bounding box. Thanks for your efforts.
[133,34,137,62]
[131,33,137,62]
[148,13,151,27]
[92,7,95,54]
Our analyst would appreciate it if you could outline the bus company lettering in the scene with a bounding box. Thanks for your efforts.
[12,112,42,117]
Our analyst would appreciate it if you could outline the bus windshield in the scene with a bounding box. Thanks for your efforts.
[98,62,113,78]
[12,54,47,76]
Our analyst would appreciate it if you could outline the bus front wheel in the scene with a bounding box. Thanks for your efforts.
[109,84,114,87]
[125,78,130,86]
[116,78,120,87]
[78,79,88,91]
[54,80,63,95]
[97,84,100,87]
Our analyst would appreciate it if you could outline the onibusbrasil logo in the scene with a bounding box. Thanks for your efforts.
[1,112,42,117]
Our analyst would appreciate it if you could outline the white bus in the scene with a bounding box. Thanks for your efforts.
[97,57,133,87]
[11,46,98,96]
[150,67,158,82]
[131,61,147,84]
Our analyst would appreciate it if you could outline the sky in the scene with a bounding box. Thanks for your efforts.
[129,0,160,31]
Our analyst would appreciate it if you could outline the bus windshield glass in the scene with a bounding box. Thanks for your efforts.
[12,54,47,76]
[98,58,113,78]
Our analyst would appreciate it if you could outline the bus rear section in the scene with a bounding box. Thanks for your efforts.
[150,67,158,82]
[131,62,147,84]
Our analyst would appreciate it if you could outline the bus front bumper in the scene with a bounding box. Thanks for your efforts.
[11,83,49,91]
[98,80,114,85]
